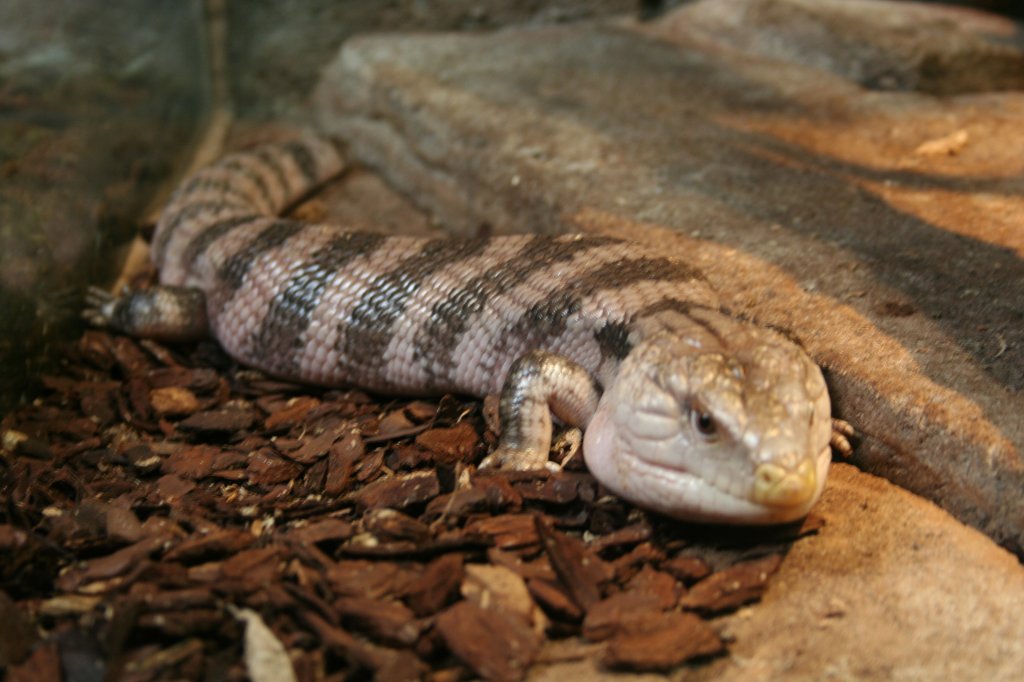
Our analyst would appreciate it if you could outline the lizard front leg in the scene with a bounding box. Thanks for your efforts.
[481,350,602,471]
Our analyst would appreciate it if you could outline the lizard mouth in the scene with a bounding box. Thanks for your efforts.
[752,460,818,508]
[583,405,828,525]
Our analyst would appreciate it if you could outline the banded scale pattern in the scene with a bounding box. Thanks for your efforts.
[151,134,721,398]
[90,132,841,525]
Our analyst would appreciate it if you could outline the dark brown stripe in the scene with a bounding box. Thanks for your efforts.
[633,298,727,347]
[153,201,247,265]
[491,256,705,369]
[593,320,633,361]
[254,148,292,199]
[249,232,388,376]
[282,140,321,186]
[222,158,274,206]
[592,297,721,362]
[342,238,491,383]
[178,175,257,207]
[181,214,265,268]
[216,220,307,291]
[413,235,620,380]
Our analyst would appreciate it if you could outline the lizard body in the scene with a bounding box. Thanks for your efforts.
[89,134,838,524]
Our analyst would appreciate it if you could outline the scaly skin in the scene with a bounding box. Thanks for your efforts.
[87,133,840,524]
[583,309,832,524]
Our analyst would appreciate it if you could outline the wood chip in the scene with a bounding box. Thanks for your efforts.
[334,596,421,646]
[0,591,38,666]
[350,470,441,511]
[414,421,481,464]
[462,564,549,636]
[4,641,61,682]
[404,553,464,617]
[436,600,542,682]
[287,518,354,545]
[149,386,200,417]
[625,564,682,609]
[327,560,418,600]
[680,554,783,614]
[178,402,258,434]
[465,513,539,550]
[263,396,321,431]
[662,554,712,583]
[535,516,610,611]
[3,318,809,679]
[582,591,665,641]
[526,578,583,622]
[602,611,724,670]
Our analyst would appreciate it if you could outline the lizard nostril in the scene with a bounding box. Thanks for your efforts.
[752,460,816,508]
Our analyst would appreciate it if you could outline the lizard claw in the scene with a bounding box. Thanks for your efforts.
[82,286,117,327]
[480,445,554,472]
[830,418,855,458]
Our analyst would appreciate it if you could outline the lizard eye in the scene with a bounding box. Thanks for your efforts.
[691,408,718,439]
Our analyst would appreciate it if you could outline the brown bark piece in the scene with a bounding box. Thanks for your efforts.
[350,470,441,511]
[287,518,354,545]
[104,505,146,544]
[149,386,200,417]
[263,395,321,431]
[137,609,224,637]
[162,528,254,563]
[514,472,595,505]
[626,564,683,609]
[462,564,549,636]
[465,513,539,550]
[526,578,584,622]
[611,542,667,583]
[177,402,258,434]
[304,609,427,678]
[680,554,784,614]
[361,508,431,544]
[154,473,196,501]
[582,590,665,641]
[325,430,364,495]
[435,600,542,682]
[403,553,464,616]
[247,448,303,484]
[415,421,481,464]
[377,408,417,437]
[163,444,219,479]
[5,641,61,682]
[56,533,170,592]
[334,596,421,646]
[602,611,724,670]
[327,560,419,600]
[221,547,282,587]
[147,367,220,392]
[286,427,342,464]
[487,548,557,582]
[589,522,653,554]
[535,516,610,611]
[662,554,713,584]
[0,591,38,666]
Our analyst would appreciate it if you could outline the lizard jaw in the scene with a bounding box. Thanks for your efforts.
[583,405,830,525]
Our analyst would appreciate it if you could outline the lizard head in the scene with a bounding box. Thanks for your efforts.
[583,310,833,524]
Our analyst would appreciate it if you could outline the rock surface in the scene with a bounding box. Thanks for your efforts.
[313,0,1024,552]
[225,0,638,119]
[530,464,1024,681]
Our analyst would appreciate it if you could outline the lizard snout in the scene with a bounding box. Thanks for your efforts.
[752,459,817,508]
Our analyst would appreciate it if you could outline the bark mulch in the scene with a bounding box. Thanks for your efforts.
[0,330,822,681]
